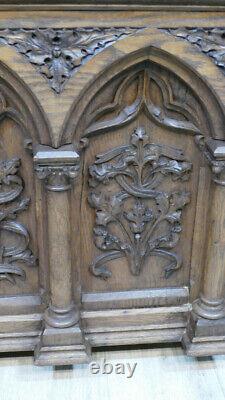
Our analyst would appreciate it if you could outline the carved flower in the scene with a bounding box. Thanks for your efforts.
[165,211,182,223]
[93,227,122,251]
[131,126,149,146]
[124,201,154,234]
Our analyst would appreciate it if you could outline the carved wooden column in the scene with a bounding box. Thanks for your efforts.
[193,138,225,319]
[33,144,90,365]
[184,137,225,355]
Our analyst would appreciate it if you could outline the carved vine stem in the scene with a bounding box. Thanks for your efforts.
[0,28,139,93]
[0,158,35,284]
[88,127,192,280]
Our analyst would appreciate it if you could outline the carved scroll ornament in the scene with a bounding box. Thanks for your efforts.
[88,127,192,280]
[0,28,138,93]
[0,158,35,284]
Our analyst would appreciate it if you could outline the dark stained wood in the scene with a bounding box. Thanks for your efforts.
[2,0,225,12]
[0,3,225,365]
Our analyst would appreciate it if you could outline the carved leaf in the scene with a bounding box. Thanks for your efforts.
[167,28,225,72]
[0,28,139,93]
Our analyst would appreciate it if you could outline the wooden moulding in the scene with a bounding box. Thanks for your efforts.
[82,287,189,310]
[2,0,225,11]
[0,295,43,352]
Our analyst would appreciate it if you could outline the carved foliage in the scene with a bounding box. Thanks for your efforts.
[0,158,35,283]
[0,28,138,93]
[84,68,201,139]
[166,28,225,73]
[88,127,192,279]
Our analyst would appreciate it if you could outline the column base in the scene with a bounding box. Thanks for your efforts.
[44,304,79,328]
[182,311,225,356]
[34,324,91,366]
[192,296,225,320]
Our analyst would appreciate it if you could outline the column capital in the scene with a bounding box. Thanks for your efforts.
[33,144,80,191]
[196,136,225,185]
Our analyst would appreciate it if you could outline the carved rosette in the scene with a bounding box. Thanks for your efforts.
[0,27,139,93]
[88,127,192,280]
[0,158,36,284]
[33,144,80,191]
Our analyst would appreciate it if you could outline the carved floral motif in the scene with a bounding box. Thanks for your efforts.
[166,28,225,73]
[84,68,200,139]
[88,127,192,279]
[0,158,35,283]
[0,28,138,93]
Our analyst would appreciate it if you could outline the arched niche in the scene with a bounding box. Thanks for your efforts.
[61,30,225,144]
[0,61,51,296]
[62,38,225,302]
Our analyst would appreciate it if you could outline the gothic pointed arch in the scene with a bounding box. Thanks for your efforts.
[60,28,225,290]
[0,59,51,145]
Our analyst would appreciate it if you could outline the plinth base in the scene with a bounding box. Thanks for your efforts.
[34,324,91,366]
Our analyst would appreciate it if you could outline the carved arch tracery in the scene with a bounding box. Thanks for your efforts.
[61,42,225,144]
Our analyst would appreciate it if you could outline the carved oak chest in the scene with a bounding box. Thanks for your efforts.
[0,0,225,365]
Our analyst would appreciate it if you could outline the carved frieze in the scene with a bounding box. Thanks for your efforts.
[0,28,139,93]
[166,28,225,74]
[0,158,36,284]
[88,127,192,280]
